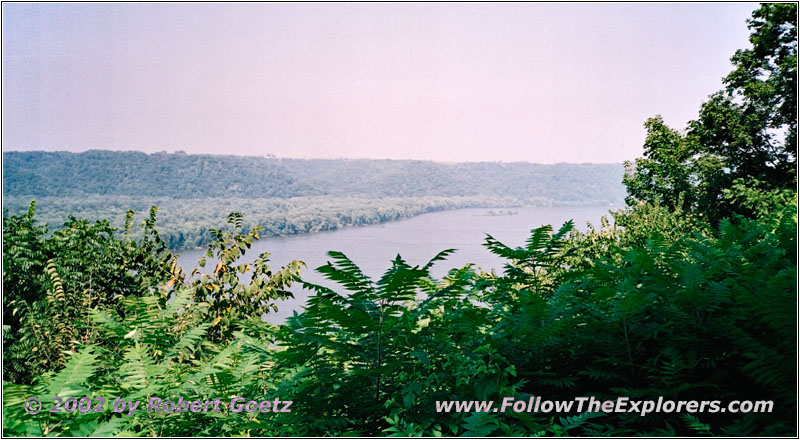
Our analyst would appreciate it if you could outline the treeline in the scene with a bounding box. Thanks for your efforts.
[2,195,523,249]
[3,150,626,203]
[3,154,624,248]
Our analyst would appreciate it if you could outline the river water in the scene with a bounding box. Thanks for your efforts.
[176,205,617,323]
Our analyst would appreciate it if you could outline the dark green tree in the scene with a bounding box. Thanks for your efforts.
[625,3,797,222]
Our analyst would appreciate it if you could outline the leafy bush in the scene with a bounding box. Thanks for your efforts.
[4,195,794,436]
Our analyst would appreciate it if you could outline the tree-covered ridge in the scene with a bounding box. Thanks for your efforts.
[3,153,625,248]
[3,150,626,203]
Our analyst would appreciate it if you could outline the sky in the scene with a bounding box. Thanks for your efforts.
[2,3,758,163]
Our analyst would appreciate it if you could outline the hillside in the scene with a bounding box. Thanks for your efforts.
[2,150,626,248]
[3,150,625,203]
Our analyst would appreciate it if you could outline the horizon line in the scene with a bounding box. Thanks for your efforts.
[2,148,628,166]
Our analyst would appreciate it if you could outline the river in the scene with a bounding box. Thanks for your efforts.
[176,205,618,323]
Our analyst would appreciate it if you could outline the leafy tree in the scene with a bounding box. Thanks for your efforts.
[3,202,50,382]
[2,204,181,383]
[725,3,797,165]
[191,212,305,342]
[625,3,797,222]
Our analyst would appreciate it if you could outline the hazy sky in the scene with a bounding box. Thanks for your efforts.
[2,3,758,163]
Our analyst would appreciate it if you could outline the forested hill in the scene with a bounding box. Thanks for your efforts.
[3,150,625,204]
[3,150,625,248]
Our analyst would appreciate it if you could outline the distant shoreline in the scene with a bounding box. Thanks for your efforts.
[172,203,621,252]
[3,195,620,252]
[4,150,625,249]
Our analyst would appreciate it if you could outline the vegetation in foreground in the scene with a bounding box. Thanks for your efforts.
[2,3,797,436]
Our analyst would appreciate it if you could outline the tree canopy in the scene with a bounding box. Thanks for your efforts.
[624,3,796,223]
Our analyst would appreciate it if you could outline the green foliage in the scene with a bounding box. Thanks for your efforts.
[624,3,797,222]
[623,117,698,213]
[191,212,304,341]
[3,288,279,437]
[2,7,796,437]
[2,203,181,384]
[725,3,797,166]
[485,220,574,294]
[3,193,796,436]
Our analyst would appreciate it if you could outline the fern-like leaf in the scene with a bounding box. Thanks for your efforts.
[46,347,98,397]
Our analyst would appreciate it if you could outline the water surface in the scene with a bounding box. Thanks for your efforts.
[177,206,617,323]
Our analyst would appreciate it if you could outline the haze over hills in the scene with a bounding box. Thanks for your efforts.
[3,150,625,202]
[3,150,626,248]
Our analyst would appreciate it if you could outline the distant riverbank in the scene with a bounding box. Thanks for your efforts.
[177,205,619,323]
[3,195,620,250]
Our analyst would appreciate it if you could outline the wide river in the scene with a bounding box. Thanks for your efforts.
[177,205,617,323]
